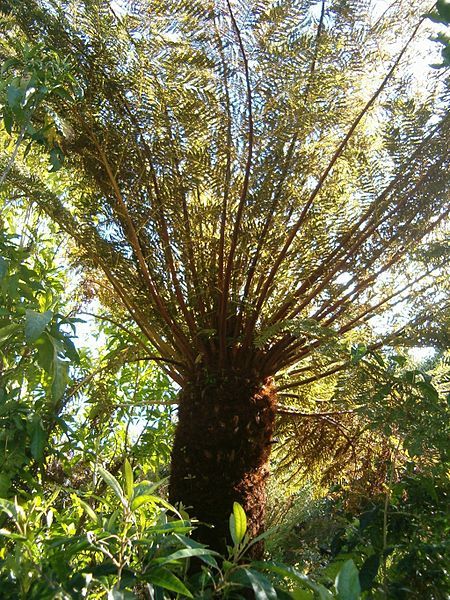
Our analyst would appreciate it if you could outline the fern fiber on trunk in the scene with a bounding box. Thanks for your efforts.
[169,371,277,556]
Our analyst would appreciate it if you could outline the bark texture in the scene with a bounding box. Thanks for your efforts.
[169,371,277,555]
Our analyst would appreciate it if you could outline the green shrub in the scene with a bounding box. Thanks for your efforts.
[0,461,357,599]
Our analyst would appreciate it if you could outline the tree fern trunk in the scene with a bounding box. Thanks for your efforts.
[169,372,277,556]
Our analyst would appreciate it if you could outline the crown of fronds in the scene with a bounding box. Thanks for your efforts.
[0,0,449,391]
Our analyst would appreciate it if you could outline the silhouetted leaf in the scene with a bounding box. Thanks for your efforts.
[25,309,53,342]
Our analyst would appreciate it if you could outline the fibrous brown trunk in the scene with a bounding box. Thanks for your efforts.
[169,371,277,556]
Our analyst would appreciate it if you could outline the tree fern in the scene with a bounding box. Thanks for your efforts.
[0,0,449,549]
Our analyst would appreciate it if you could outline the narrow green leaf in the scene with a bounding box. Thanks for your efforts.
[0,323,20,345]
[78,499,98,523]
[147,567,193,598]
[153,547,219,567]
[107,587,137,599]
[0,529,27,541]
[106,508,121,532]
[98,466,126,505]
[246,527,275,551]
[62,335,80,362]
[174,533,218,568]
[133,521,192,539]
[133,477,168,499]
[1,57,20,74]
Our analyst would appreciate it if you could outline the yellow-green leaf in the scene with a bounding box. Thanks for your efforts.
[78,499,97,523]
[229,502,247,546]
[123,459,133,500]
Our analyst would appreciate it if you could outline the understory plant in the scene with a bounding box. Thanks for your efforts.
[266,350,450,600]
[0,461,359,599]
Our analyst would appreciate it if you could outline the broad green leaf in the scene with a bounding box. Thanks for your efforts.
[131,494,157,511]
[52,85,74,102]
[98,466,126,505]
[39,333,70,401]
[437,0,450,22]
[25,309,53,342]
[123,458,133,500]
[241,568,278,600]
[417,381,439,401]
[335,559,361,600]
[229,502,247,545]
[6,84,23,109]
[290,590,315,599]
[391,355,407,367]
[0,474,11,497]
[1,57,20,74]
[147,567,193,598]
[36,334,54,373]
[133,478,168,498]
[51,356,68,402]
[49,146,64,171]
[359,554,380,592]
[0,257,8,281]
[0,498,25,521]
[3,110,13,134]
[130,493,179,517]
[29,415,46,461]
